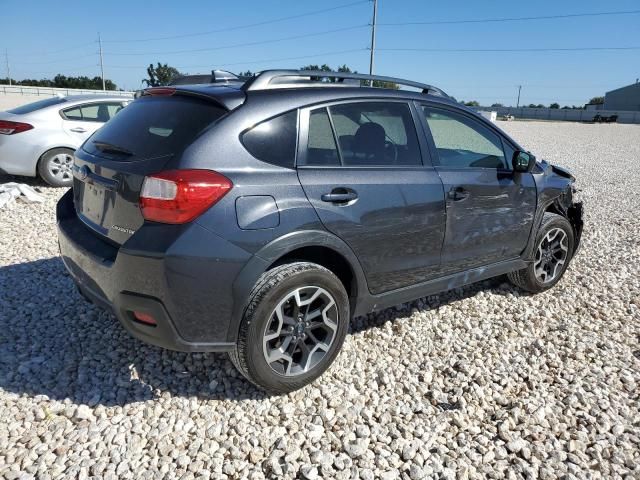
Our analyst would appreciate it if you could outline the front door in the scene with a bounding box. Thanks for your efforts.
[297,101,446,294]
[419,105,537,273]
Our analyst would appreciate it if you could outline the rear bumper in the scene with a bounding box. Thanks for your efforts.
[56,190,250,352]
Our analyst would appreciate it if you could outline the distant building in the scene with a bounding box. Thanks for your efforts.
[604,81,640,111]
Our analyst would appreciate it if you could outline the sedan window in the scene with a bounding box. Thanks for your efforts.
[62,102,124,123]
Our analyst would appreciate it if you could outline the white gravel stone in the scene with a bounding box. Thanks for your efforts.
[1,121,639,479]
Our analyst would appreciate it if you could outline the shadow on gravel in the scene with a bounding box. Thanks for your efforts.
[0,258,271,406]
[0,173,51,188]
[0,258,519,406]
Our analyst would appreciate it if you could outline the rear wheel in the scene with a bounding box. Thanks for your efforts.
[508,212,575,293]
[38,148,74,187]
[229,262,349,393]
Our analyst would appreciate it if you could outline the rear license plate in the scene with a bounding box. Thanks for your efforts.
[79,182,109,227]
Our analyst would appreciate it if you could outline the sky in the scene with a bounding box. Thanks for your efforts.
[1,0,639,106]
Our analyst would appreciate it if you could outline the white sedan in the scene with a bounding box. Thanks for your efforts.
[0,95,130,186]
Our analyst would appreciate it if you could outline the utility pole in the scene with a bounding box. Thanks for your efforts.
[5,50,10,86]
[368,0,378,78]
[98,33,105,91]
[516,85,522,108]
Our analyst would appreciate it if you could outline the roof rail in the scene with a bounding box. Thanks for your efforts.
[242,70,449,98]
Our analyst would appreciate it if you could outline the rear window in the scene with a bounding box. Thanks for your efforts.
[8,97,67,114]
[83,96,226,160]
[241,111,298,168]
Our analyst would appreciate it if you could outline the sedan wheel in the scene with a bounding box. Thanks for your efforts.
[47,152,74,183]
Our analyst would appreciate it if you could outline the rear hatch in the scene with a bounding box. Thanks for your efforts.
[73,93,229,245]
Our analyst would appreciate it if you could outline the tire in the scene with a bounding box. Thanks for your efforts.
[37,148,75,187]
[508,212,575,293]
[229,262,350,394]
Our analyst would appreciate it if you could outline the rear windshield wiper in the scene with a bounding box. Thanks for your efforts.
[92,141,133,156]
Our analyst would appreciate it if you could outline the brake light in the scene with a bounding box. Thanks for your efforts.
[0,120,33,135]
[140,169,232,224]
[145,87,176,96]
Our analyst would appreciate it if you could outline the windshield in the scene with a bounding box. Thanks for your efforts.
[8,97,67,114]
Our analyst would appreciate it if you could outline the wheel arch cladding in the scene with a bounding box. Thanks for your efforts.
[228,230,368,343]
[268,245,357,301]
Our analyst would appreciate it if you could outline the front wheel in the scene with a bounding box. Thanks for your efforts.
[508,212,575,293]
[229,262,350,394]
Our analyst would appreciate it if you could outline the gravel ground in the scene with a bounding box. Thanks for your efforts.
[0,121,638,479]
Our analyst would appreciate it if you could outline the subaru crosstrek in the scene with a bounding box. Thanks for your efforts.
[57,70,583,393]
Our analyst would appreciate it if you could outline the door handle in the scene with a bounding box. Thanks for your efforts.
[448,186,469,201]
[70,127,87,133]
[321,189,358,204]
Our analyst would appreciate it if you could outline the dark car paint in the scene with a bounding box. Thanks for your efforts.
[57,83,583,352]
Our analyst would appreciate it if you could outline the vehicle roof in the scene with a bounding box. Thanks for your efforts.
[170,82,460,111]
[62,94,132,103]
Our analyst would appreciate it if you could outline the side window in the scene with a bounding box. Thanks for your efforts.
[241,110,297,168]
[422,107,508,169]
[330,102,421,166]
[62,106,83,121]
[304,108,340,166]
[62,102,124,123]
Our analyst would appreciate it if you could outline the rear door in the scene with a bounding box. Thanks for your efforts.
[418,104,537,273]
[72,94,227,245]
[61,101,126,144]
[297,100,446,295]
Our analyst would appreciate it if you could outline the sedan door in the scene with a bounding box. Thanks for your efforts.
[297,101,446,295]
[418,104,537,274]
[61,101,126,144]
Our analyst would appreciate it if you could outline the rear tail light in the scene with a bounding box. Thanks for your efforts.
[0,120,33,135]
[140,169,232,224]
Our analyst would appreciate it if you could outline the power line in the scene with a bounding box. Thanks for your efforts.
[102,0,369,43]
[378,46,640,53]
[104,25,369,56]
[378,9,640,26]
[10,53,97,66]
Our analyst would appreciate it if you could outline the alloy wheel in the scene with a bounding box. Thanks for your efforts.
[534,227,569,284]
[262,286,339,377]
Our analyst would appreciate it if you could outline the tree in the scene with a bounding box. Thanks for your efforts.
[299,64,399,89]
[550,102,560,109]
[491,103,504,108]
[464,100,480,107]
[528,103,545,108]
[0,75,116,90]
[143,63,182,87]
[237,70,255,78]
[588,96,604,105]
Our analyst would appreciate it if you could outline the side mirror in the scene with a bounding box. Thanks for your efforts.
[512,150,535,172]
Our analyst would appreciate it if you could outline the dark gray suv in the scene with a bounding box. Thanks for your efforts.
[57,70,583,393]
